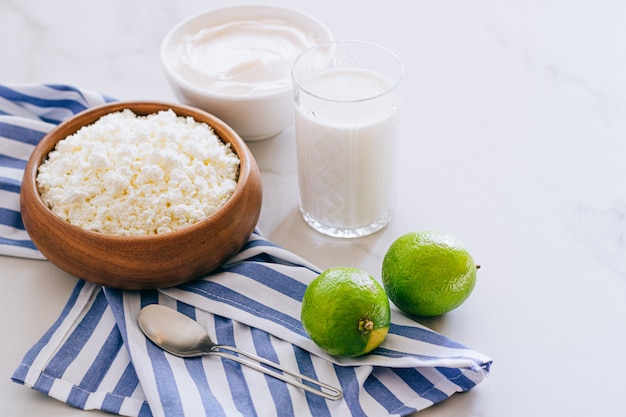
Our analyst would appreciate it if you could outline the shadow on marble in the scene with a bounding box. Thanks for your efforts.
[267,207,388,274]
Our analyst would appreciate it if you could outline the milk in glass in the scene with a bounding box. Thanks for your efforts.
[295,67,400,237]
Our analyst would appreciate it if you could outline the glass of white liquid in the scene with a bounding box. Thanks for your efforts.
[292,41,403,238]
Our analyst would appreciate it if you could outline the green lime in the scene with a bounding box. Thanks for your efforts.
[382,231,477,317]
[301,266,390,357]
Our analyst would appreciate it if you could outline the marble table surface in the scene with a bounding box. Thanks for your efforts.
[2,0,626,416]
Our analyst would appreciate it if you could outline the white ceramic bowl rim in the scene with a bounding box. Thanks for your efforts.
[160,5,334,101]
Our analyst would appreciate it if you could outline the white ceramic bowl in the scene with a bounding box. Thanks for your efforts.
[161,5,333,141]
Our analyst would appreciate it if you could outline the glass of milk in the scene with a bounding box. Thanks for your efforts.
[292,41,403,238]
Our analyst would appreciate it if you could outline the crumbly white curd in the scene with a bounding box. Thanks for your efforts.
[36,109,240,236]
[170,18,319,95]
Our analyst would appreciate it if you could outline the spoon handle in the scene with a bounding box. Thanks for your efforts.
[212,345,343,401]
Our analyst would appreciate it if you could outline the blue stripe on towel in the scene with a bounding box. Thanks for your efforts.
[0,153,27,170]
[0,207,25,230]
[293,346,332,417]
[250,327,294,415]
[175,301,228,416]
[113,363,141,397]
[363,374,407,415]
[100,363,142,414]
[214,315,256,417]
[435,367,477,391]
[69,327,124,406]
[225,261,308,301]
[0,85,89,116]
[0,176,20,193]
[0,121,46,145]
[334,365,364,416]
[0,236,38,251]
[78,332,125,392]
[185,357,226,416]
[392,367,449,403]
[180,280,307,337]
[12,280,88,383]
[147,335,185,416]
[0,85,111,260]
[369,347,460,362]
[41,289,110,380]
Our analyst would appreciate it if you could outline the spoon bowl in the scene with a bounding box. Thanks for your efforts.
[137,304,343,400]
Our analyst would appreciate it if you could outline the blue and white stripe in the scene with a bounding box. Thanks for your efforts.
[12,236,492,417]
[4,85,492,417]
[0,84,113,258]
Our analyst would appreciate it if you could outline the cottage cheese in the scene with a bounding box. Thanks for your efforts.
[36,109,240,236]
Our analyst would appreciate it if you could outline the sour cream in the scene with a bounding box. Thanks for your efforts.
[170,19,319,96]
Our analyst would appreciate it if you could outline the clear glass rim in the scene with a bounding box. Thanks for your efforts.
[291,40,404,104]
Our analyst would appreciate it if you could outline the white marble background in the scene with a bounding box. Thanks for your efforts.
[2,0,626,416]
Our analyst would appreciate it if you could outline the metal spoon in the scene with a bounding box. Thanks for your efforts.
[137,304,343,401]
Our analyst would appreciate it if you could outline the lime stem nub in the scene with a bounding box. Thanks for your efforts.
[358,318,374,334]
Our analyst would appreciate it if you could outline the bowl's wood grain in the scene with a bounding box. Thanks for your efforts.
[20,101,262,289]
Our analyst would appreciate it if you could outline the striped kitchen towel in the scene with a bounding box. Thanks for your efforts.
[3,84,492,417]
[0,83,114,258]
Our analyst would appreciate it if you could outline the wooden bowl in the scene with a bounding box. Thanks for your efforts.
[20,101,263,290]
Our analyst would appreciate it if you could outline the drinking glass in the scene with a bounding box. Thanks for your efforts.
[292,40,403,238]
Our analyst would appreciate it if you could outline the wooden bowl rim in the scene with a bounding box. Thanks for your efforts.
[23,100,255,241]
